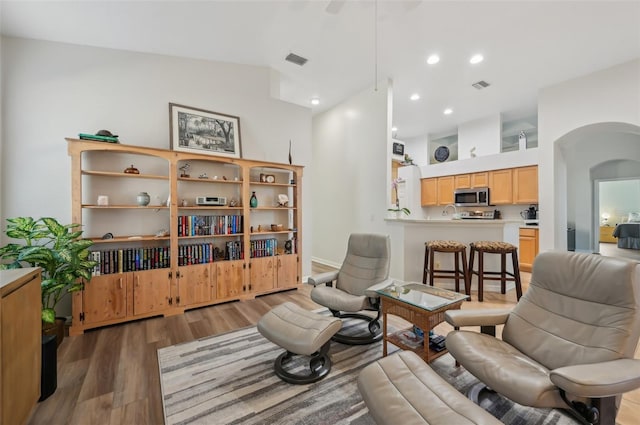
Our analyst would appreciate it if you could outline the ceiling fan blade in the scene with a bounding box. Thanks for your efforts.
[325,0,346,15]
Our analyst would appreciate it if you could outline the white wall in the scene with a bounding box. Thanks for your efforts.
[538,59,640,251]
[311,80,404,279]
[1,36,313,313]
[457,114,501,160]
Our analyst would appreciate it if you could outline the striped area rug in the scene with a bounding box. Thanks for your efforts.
[158,314,579,425]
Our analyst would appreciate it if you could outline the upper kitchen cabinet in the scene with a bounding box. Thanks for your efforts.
[454,174,470,189]
[488,168,513,204]
[420,178,437,206]
[437,176,455,205]
[471,172,489,188]
[513,166,538,204]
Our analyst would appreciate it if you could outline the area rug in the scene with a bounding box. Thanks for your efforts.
[158,315,580,425]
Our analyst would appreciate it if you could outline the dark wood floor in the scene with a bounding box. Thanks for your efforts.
[28,260,639,425]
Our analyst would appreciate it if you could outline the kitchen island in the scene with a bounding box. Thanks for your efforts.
[386,218,521,294]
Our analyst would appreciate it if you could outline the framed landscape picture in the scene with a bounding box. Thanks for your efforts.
[169,103,242,158]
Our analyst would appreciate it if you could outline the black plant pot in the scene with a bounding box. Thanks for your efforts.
[39,335,57,401]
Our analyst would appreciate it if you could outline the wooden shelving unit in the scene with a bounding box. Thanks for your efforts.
[67,138,303,335]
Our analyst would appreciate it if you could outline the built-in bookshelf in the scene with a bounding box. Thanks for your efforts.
[67,138,303,334]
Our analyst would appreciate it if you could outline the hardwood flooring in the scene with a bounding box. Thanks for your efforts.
[28,261,639,425]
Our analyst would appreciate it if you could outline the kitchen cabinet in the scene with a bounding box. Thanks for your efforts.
[454,174,471,189]
[420,178,438,206]
[513,166,538,204]
[489,169,513,204]
[519,228,539,272]
[437,176,455,205]
[471,172,489,188]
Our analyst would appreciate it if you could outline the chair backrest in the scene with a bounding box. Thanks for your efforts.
[503,251,640,371]
[336,233,391,296]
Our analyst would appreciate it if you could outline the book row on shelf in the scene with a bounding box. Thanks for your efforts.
[90,247,170,276]
[177,214,243,237]
[250,238,277,258]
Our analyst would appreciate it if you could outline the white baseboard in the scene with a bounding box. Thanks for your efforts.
[311,256,342,269]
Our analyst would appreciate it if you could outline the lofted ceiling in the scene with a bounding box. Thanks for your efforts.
[1,1,639,140]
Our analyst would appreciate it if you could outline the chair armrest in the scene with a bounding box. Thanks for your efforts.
[363,278,394,298]
[550,359,640,398]
[307,271,339,286]
[444,309,511,328]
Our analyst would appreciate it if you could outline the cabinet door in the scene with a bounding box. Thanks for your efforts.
[178,263,212,306]
[250,257,275,293]
[471,172,489,188]
[216,260,245,299]
[519,228,539,272]
[513,166,538,204]
[488,169,513,204]
[277,254,298,289]
[83,273,128,324]
[454,174,470,189]
[133,269,171,316]
[420,178,438,206]
[437,176,455,205]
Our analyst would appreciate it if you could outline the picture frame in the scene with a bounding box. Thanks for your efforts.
[169,103,242,158]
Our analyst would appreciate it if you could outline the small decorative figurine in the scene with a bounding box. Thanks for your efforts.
[277,194,289,207]
[179,163,190,178]
[124,164,139,174]
[198,172,208,179]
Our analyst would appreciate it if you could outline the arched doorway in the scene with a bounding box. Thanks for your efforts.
[554,122,640,253]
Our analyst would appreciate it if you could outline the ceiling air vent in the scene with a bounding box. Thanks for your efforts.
[472,80,490,90]
[285,53,308,66]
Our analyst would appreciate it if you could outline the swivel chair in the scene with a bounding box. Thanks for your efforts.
[308,233,391,345]
[445,251,640,425]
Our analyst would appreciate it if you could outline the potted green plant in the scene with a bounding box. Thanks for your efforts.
[0,217,96,346]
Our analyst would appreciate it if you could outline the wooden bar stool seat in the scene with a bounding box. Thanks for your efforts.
[422,240,470,298]
[468,241,523,302]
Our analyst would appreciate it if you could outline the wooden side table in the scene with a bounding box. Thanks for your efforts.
[377,283,467,364]
[599,226,617,243]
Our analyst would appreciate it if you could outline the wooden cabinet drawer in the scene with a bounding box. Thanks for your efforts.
[520,228,538,238]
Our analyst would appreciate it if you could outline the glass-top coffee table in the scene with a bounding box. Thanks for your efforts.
[376,281,469,363]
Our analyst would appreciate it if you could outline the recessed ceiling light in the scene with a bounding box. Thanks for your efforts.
[469,54,484,64]
[311,98,320,105]
[410,93,420,101]
[443,108,453,115]
[426,54,440,65]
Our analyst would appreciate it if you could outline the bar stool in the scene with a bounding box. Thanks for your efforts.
[422,240,470,298]
[468,241,523,302]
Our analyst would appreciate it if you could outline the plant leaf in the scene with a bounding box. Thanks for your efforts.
[42,308,56,324]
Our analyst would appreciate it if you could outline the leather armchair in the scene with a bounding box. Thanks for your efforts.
[445,251,640,425]
[309,233,391,345]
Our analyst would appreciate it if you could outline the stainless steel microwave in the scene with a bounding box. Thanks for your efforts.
[454,187,490,207]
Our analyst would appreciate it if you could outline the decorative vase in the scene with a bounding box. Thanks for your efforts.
[250,191,258,208]
[136,191,151,206]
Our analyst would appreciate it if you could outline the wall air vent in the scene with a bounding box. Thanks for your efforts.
[285,53,308,66]
[472,80,490,89]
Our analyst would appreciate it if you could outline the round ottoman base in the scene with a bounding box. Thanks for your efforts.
[274,340,332,385]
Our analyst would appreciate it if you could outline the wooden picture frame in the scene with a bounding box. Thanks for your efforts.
[169,103,242,158]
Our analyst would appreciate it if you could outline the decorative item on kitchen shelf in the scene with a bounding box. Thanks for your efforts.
[388,177,411,218]
[0,217,97,346]
[401,153,415,166]
[169,103,242,158]
[518,131,527,150]
[250,191,258,208]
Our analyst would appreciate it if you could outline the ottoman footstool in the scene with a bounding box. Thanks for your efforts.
[257,302,342,385]
[358,351,501,425]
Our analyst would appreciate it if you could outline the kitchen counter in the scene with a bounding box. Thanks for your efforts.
[388,218,520,294]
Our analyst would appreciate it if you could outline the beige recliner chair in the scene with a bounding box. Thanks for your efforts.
[308,233,391,345]
[446,251,640,425]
